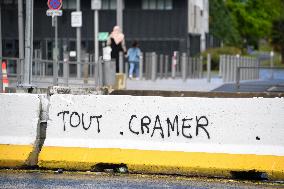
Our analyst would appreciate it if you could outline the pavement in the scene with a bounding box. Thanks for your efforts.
[0,170,283,189]
[126,77,223,92]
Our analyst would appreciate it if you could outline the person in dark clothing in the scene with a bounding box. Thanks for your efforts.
[107,26,127,73]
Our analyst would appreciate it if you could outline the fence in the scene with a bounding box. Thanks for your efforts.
[119,52,203,81]
[1,57,116,89]
[2,51,205,90]
[219,55,259,83]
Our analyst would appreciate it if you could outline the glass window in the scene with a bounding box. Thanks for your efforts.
[149,0,156,10]
[142,0,172,10]
[102,0,109,9]
[110,0,117,9]
[3,0,13,5]
[102,0,117,10]
[164,0,172,10]
[63,0,76,9]
[142,0,149,9]
[157,0,164,10]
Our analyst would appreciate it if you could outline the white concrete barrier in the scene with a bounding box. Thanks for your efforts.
[39,95,284,179]
[0,94,41,167]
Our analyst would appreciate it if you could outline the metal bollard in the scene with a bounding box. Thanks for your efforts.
[222,55,226,79]
[236,56,240,82]
[223,55,228,82]
[188,57,192,78]
[63,60,68,86]
[171,51,177,78]
[125,61,129,78]
[219,55,223,77]
[199,56,203,78]
[270,51,274,80]
[165,55,169,78]
[145,53,150,80]
[151,52,157,81]
[181,53,187,81]
[119,51,124,74]
[139,53,143,80]
[159,54,164,79]
[207,54,211,83]
[231,56,236,82]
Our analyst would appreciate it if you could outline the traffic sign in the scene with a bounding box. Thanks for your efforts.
[91,0,102,10]
[47,0,63,10]
[98,32,109,41]
[46,9,63,17]
[71,11,82,27]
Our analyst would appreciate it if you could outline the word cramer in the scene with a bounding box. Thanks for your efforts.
[128,115,210,139]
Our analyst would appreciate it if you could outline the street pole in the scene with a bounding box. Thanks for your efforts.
[76,0,81,78]
[94,10,99,61]
[53,16,58,85]
[0,2,3,92]
[116,0,123,30]
[18,0,24,84]
[23,0,33,86]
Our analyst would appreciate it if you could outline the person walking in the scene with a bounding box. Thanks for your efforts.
[107,26,127,73]
[127,40,141,79]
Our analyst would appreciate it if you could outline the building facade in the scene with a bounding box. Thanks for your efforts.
[1,0,209,60]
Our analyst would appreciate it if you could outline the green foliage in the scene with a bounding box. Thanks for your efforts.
[209,0,241,46]
[210,0,283,48]
[226,0,282,48]
[271,18,284,64]
[200,47,242,70]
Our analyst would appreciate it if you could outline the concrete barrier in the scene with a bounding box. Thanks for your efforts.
[38,95,284,180]
[0,94,41,168]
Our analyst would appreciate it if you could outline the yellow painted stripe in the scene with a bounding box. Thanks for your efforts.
[0,144,33,167]
[39,147,284,180]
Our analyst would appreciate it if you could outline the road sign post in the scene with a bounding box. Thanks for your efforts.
[92,0,101,62]
[47,0,63,85]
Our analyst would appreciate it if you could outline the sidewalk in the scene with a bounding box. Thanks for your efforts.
[126,77,223,92]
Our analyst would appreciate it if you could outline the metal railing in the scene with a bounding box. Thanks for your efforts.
[236,66,284,89]
[219,55,259,83]
[119,52,203,81]
[1,56,116,89]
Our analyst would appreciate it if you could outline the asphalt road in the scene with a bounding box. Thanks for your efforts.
[0,170,283,189]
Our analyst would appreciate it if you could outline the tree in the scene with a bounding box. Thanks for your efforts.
[271,7,284,64]
[209,0,241,46]
[226,0,282,48]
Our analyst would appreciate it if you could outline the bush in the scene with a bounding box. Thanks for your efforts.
[200,47,242,70]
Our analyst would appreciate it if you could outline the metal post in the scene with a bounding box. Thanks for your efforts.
[18,0,24,84]
[171,52,177,78]
[199,56,203,78]
[53,16,58,85]
[23,0,33,86]
[188,57,192,78]
[159,54,163,79]
[139,53,143,79]
[0,2,2,93]
[151,52,156,81]
[119,51,123,73]
[116,0,123,30]
[165,55,169,79]
[223,55,228,82]
[207,54,211,83]
[231,56,236,82]
[94,9,99,61]
[236,67,240,89]
[270,51,274,80]
[76,0,81,78]
[219,55,223,77]
[125,61,129,77]
[181,53,187,81]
